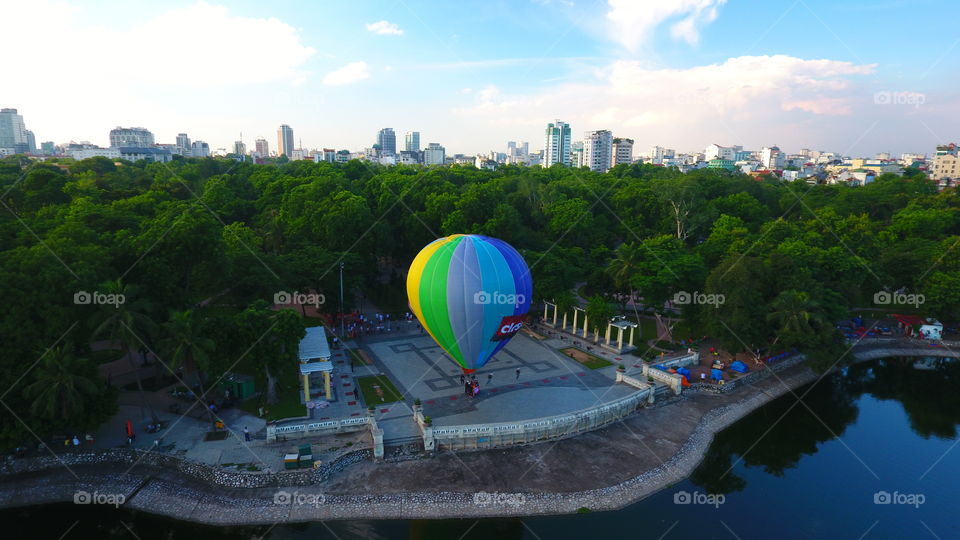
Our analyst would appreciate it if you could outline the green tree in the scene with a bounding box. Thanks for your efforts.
[23,346,102,421]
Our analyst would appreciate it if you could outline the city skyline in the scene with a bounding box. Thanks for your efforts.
[5,0,959,156]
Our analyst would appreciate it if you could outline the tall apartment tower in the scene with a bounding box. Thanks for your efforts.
[175,133,191,155]
[405,131,420,152]
[0,108,28,153]
[583,130,613,172]
[255,137,269,156]
[277,124,294,157]
[612,137,634,168]
[377,128,397,155]
[544,120,571,167]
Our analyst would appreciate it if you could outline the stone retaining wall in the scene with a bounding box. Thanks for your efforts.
[0,448,372,488]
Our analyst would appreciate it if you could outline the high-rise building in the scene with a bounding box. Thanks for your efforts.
[175,133,190,155]
[277,124,294,157]
[25,130,36,154]
[570,141,585,168]
[41,141,55,155]
[0,108,28,153]
[761,146,785,170]
[110,127,154,148]
[544,120,571,167]
[583,130,613,172]
[233,140,246,156]
[191,141,210,158]
[931,143,958,182]
[255,138,269,156]
[612,137,634,167]
[404,131,420,152]
[377,128,397,155]
[423,142,445,165]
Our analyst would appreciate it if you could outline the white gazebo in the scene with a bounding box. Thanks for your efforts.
[299,326,334,400]
[603,316,638,353]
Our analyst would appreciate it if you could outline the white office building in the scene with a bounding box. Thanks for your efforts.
[583,130,613,172]
[423,142,446,166]
[544,120,572,167]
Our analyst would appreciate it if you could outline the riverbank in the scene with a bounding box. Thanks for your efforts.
[1,343,955,524]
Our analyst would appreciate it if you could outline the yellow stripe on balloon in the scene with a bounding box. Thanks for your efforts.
[407,234,462,328]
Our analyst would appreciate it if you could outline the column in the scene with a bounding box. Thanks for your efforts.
[562,312,568,330]
[552,303,558,325]
[323,371,332,400]
[629,326,635,346]
[571,310,579,335]
[618,327,624,350]
[605,323,611,345]
[582,315,588,338]
[302,373,310,401]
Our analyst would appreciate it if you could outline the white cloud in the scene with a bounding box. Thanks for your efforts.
[607,0,726,50]
[323,62,371,85]
[453,55,877,149]
[366,20,404,35]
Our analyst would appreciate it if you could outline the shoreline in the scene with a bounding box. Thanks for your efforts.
[1,344,955,524]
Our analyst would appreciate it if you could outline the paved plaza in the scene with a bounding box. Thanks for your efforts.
[359,331,637,437]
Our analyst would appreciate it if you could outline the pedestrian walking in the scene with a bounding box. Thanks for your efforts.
[460,374,465,384]
[487,373,493,384]
[515,367,520,381]
[244,426,251,442]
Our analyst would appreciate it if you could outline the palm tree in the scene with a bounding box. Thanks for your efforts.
[161,309,215,405]
[767,290,823,348]
[24,346,102,421]
[93,280,156,420]
[586,295,614,344]
[608,242,645,322]
[554,290,576,331]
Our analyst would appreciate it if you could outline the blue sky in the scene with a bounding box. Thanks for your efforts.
[7,0,959,156]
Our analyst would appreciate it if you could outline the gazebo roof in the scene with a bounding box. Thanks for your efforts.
[298,326,331,362]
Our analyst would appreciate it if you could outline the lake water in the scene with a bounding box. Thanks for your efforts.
[8,358,959,539]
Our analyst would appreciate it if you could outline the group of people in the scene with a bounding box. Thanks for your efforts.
[462,374,481,398]
[342,312,420,339]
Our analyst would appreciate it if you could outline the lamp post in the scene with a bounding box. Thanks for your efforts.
[339,262,345,337]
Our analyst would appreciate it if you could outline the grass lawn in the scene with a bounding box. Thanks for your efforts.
[559,347,614,369]
[356,374,403,405]
[238,384,307,422]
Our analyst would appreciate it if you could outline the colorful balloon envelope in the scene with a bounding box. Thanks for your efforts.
[407,234,533,373]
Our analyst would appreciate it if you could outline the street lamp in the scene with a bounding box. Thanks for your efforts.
[339,262,345,337]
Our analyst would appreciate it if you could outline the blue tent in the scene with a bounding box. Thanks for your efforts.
[711,368,723,381]
[677,367,692,381]
[730,361,749,373]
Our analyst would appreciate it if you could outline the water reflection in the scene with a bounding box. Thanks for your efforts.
[690,357,959,495]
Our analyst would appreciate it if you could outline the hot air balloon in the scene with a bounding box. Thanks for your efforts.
[407,234,533,373]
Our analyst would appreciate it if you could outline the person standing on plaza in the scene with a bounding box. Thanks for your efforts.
[487,373,493,385]
[515,367,520,381]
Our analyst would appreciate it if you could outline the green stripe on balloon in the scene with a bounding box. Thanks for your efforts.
[419,236,465,367]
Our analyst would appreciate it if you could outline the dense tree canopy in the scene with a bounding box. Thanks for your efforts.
[0,156,957,448]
